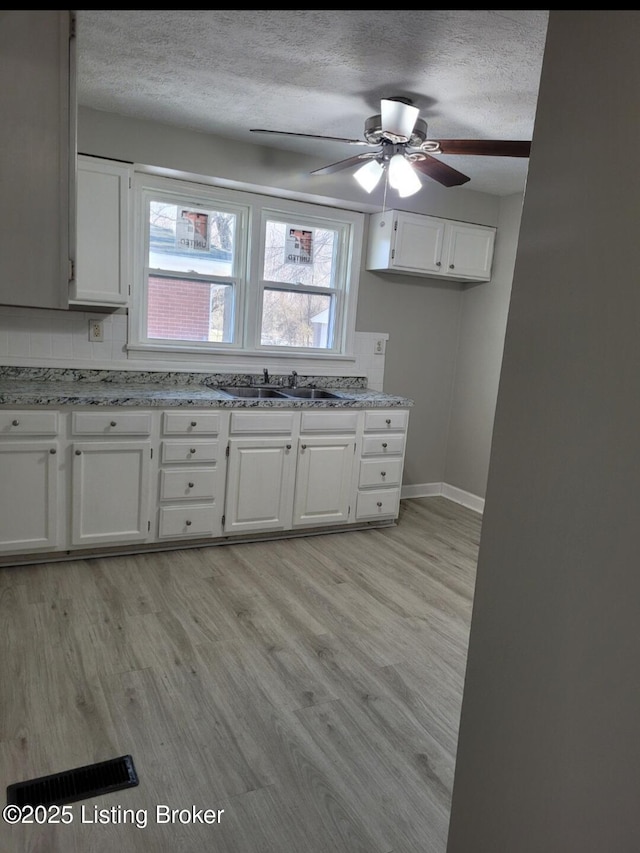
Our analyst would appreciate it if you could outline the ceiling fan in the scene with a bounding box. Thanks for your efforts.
[251,96,530,196]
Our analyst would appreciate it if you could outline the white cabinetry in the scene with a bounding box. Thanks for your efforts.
[157,410,227,540]
[0,411,60,552]
[356,409,409,521]
[225,411,296,534]
[70,411,152,547]
[366,210,496,282]
[293,411,358,527]
[70,155,132,307]
[0,11,75,309]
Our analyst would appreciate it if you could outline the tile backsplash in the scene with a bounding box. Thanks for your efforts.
[0,306,388,391]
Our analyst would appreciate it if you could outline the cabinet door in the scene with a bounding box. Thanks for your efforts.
[71,441,151,546]
[224,439,295,533]
[293,437,355,527]
[444,221,496,280]
[392,212,446,273]
[0,11,74,309]
[0,442,59,551]
[70,156,131,306]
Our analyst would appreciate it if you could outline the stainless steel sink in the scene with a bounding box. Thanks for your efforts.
[280,388,341,399]
[216,386,289,398]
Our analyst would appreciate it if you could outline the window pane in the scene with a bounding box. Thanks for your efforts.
[261,289,333,348]
[149,201,236,276]
[147,276,233,343]
[263,220,337,287]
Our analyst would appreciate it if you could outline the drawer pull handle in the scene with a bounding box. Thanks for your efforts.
[190,421,197,427]
[190,448,196,454]
[75,450,81,455]
[11,419,19,426]
[185,519,192,526]
[377,501,383,507]
[382,442,388,448]
[385,418,391,425]
[110,421,117,427]
[381,471,386,477]
[188,482,194,488]
[50,448,57,455]
[286,444,292,450]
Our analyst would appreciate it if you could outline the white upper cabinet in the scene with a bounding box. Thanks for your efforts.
[366,210,496,282]
[70,155,132,307]
[0,11,75,309]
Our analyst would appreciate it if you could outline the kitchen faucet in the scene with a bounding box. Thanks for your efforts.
[288,370,298,388]
[263,368,269,384]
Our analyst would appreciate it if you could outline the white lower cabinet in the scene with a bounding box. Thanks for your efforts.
[0,403,410,561]
[225,438,296,533]
[0,442,60,552]
[356,408,409,521]
[71,440,152,546]
[157,410,227,539]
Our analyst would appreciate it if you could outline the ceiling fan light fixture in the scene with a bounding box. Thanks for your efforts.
[388,153,422,197]
[353,159,384,193]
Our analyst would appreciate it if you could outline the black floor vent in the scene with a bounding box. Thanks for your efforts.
[7,754,139,807]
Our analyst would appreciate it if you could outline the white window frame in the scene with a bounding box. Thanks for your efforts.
[128,171,364,367]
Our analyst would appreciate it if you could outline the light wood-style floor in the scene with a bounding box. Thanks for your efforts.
[0,496,481,853]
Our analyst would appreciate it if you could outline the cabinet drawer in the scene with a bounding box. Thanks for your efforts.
[158,505,217,538]
[163,411,221,435]
[356,488,401,520]
[161,440,220,464]
[0,410,58,435]
[364,410,408,431]
[300,411,358,433]
[361,434,406,456]
[230,411,295,434]
[159,468,216,501]
[71,411,152,435]
[358,458,403,488]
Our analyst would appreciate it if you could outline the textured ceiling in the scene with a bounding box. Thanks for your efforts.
[76,10,549,197]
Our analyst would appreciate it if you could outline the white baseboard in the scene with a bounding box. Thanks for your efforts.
[401,481,484,514]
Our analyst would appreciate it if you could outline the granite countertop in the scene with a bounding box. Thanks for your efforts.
[0,368,413,409]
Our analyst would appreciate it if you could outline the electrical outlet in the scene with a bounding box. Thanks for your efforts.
[88,318,104,342]
[374,338,386,354]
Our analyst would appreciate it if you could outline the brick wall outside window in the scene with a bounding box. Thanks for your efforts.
[147,277,211,341]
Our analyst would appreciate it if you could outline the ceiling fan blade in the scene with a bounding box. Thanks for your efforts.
[412,154,471,188]
[380,99,419,141]
[250,128,370,146]
[311,153,377,176]
[430,139,531,157]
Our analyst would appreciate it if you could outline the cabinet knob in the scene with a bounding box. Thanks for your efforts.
[75,449,81,455]
[190,448,196,454]
[449,264,455,269]
[11,419,19,426]
[110,420,117,427]
[185,520,192,526]
[188,482,194,488]
[301,443,307,450]
[377,501,383,507]
[286,444,292,450]
[190,421,197,427]
[50,448,57,455]
[382,442,388,448]
[436,261,441,267]
[385,418,391,425]
[381,471,386,477]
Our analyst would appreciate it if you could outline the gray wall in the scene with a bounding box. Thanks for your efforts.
[78,107,510,494]
[447,11,640,852]
[444,193,523,497]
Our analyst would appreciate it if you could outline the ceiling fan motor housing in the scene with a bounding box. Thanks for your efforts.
[364,114,429,147]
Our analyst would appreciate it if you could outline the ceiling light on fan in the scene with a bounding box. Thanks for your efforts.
[353,159,384,193]
[388,153,422,197]
[380,97,420,142]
